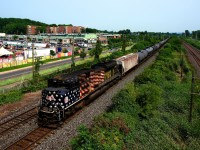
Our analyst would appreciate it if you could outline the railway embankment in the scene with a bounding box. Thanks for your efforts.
[70,37,200,149]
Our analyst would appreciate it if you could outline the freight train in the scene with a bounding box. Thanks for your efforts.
[37,38,169,127]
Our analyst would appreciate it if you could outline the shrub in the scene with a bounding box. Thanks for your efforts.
[134,68,164,85]
[135,84,163,119]
[111,83,139,116]
[70,125,103,150]
[0,90,23,105]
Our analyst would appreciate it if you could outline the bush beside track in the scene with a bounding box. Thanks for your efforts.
[70,37,200,149]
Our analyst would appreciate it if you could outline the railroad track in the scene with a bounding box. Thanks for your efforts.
[0,107,37,136]
[183,42,200,65]
[5,127,53,150]
[2,43,166,149]
[4,104,86,150]
[183,42,200,76]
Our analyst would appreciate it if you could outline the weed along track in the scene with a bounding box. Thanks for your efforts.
[0,107,37,135]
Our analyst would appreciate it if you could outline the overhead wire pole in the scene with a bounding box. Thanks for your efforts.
[32,40,35,78]
[180,49,183,79]
[189,71,195,123]
[71,33,75,71]
[188,72,200,123]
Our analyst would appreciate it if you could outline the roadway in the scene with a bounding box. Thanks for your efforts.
[0,48,119,80]
[0,57,81,80]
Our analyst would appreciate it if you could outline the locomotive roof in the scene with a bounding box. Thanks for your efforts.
[91,60,117,71]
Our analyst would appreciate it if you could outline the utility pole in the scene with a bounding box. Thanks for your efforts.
[189,71,195,122]
[180,50,183,79]
[71,33,75,71]
[32,40,35,78]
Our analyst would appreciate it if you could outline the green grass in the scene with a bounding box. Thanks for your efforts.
[70,37,200,149]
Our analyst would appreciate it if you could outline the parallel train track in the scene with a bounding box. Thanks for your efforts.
[2,42,166,149]
[183,42,200,76]
[5,127,53,150]
[4,105,88,150]
[0,107,37,136]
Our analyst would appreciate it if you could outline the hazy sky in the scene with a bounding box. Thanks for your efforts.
[0,0,199,33]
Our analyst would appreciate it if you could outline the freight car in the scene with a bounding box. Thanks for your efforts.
[37,38,169,127]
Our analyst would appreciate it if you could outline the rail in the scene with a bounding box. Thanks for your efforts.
[0,107,37,136]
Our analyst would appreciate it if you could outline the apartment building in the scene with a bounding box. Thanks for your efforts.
[27,25,38,35]
[46,26,58,34]
[27,24,85,35]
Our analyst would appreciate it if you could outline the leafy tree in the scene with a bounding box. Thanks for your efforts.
[80,48,86,59]
[13,35,18,40]
[0,18,47,34]
[121,34,127,53]
[108,40,113,50]
[93,39,103,63]
[85,27,99,33]
[74,47,79,55]
[131,42,145,52]
[118,29,131,34]
[185,30,190,37]
[49,24,57,27]
[50,50,56,59]
[81,28,86,33]
[58,39,62,43]
[33,57,43,78]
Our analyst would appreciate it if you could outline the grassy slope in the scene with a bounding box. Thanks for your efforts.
[70,37,200,150]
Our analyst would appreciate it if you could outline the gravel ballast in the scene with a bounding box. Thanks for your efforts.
[34,54,158,150]
[0,53,158,150]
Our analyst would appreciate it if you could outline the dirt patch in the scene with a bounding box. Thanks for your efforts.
[0,91,41,118]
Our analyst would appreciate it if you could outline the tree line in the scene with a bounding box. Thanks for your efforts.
[185,29,200,39]
[0,17,135,35]
[0,18,47,34]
